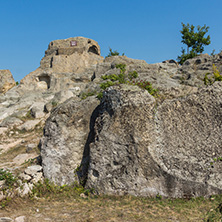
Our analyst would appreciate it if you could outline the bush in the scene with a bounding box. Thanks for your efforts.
[132,80,158,96]
[105,48,125,58]
[0,169,17,189]
[204,64,222,85]
[177,49,197,65]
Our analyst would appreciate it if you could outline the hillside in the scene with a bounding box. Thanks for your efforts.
[0,37,222,221]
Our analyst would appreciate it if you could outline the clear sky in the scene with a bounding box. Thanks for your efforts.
[0,0,221,81]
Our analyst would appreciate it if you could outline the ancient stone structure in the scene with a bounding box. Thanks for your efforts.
[20,37,103,91]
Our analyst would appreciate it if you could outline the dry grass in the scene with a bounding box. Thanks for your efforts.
[0,190,221,222]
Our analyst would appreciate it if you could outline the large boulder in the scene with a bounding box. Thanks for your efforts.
[0,70,16,94]
[85,84,222,198]
[40,96,100,185]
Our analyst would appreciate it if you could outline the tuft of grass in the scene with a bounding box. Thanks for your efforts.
[0,169,17,189]
[30,179,94,200]
[204,64,222,85]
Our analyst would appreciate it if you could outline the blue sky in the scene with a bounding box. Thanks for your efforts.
[0,0,221,81]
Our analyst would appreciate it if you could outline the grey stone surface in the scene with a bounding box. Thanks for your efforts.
[41,96,100,185]
[0,116,23,127]
[14,216,26,222]
[0,217,13,222]
[85,84,222,197]
[19,172,32,181]
[179,53,222,87]
[17,119,41,131]
[26,144,36,153]
[30,102,46,119]
[24,165,43,176]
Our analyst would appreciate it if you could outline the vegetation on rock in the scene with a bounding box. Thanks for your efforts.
[204,64,222,85]
[100,63,158,97]
[0,169,18,189]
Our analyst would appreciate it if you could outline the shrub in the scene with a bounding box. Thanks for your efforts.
[128,71,138,80]
[105,48,125,58]
[132,80,158,96]
[204,64,222,85]
[100,81,116,90]
[0,169,17,189]
[105,48,120,58]
[80,91,97,100]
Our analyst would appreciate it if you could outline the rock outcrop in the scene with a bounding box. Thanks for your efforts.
[20,37,103,91]
[41,82,222,198]
[85,84,222,197]
[0,70,16,93]
[40,96,100,185]
[179,52,222,87]
[1,36,222,199]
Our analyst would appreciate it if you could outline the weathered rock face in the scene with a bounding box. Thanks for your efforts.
[20,37,103,91]
[179,53,222,87]
[85,84,222,197]
[40,37,102,71]
[1,35,222,199]
[40,96,100,185]
[0,70,16,93]
[86,85,158,196]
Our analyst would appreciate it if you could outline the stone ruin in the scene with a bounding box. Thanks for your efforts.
[40,36,101,69]
[20,36,103,91]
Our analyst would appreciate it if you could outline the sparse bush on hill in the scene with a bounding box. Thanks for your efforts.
[105,48,125,58]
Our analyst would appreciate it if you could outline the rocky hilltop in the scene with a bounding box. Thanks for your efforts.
[0,37,222,199]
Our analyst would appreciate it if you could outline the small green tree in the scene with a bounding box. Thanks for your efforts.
[105,48,125,58]
[177,23,211,64]
[105,48,120,58]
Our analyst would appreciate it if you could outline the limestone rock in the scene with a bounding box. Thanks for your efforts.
[179,53,222,87]
[30,102,46,118]
[13,153,37,165]
[86,85,158,196]
[15,216,26,222]
[41,36,102,70]
[16,183,32,197]
[0,116,23,127]
[24,165,42,176]
[20,37,103,91]
[40,96,100,185]
[17,119,42,131]
[0,127,8,135]
[0,70,16,94]
[26,143,37,153]
[85,84,222,198]
[19,172,32,181]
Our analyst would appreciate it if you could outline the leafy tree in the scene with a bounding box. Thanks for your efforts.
[177,23,211,64]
